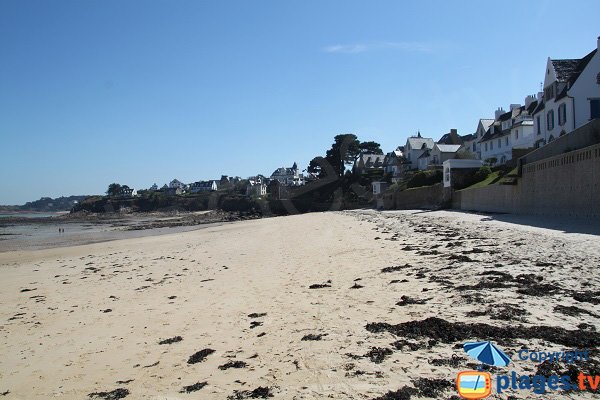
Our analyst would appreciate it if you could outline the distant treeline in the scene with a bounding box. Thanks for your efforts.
[72,178,372,216]
[0,196,91,212]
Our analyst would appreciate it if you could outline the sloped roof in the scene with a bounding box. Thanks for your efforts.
[435,144,461,153]
[551,49,597,85]
[461,133,476,142]
[480,124,508,142]
[437,130,462,145]
[551,59,581,82]
[418,149,431,159]
[407,137,434,150]
[479,119,495,132]
[359,153,385,164]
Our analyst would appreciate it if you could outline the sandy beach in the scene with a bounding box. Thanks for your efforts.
[1,210,599,399]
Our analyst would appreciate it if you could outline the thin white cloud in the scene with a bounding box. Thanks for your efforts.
[323,41,434,54]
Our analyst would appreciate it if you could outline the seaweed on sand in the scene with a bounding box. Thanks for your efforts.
[396,296,431,306]
[227,386,273,399]
[372,378,452,400]
[219,361,247,370]
[158,336,183,345]
[187,349,215,364]
[301,333,326,341]
[381,264,412,273]
[365,317,600,348]
[88,388,130,400]
[180,382,208,393]
[365,347,393,363]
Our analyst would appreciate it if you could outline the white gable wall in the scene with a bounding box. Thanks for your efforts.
[568,49,600,129]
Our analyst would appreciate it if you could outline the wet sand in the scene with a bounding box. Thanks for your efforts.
[0,211,251,252]
[0,210,599,399]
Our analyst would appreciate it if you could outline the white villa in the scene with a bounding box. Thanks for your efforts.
[532,37,600,147]
[270,162,305,186]
[479,99,537,165]
[404,133,434,170]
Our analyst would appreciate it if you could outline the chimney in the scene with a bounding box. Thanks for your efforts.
[597,36,600,49]
[494,107,505,120]
[525,95,536,108]
[450,129,457,135]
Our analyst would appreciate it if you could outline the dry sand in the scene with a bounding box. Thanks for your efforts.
[0,210,599,399]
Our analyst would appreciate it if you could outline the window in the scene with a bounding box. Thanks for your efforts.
[536,116,541,135]
[591,99,600,119]
[597,72,600,85]
[485,143,488,151]
[490,141,493,150]
[547,110,554,130]
[473,142,476,152]
[506,137,509,146]
[498,139,501,148]
[515,129,519,140]
[558,103,567,126]
[544,84,555,100]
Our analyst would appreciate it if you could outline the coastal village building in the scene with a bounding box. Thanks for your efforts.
[404,133,434,170]
[479,100,536,165]
[354,154,385,175]
[429,143,462,167]
[383,147,406,182]
[270,162,305,186]
[169,179,186,189]
[189,180,218,193]
[246,175,267,197]
[473,119,495,159]
[532,37,600,147]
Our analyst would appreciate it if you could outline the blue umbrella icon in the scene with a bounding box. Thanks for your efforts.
[464,341,511,367]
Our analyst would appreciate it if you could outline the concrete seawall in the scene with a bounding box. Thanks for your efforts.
[453,142,600,218]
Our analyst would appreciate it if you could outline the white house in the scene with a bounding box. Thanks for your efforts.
[169,179,186,189]
[430,143,461,166]
[417,149,431,170]
[474,119,495,159]
[532,37,600,147]
[404,133,434,170]
[190,181,218,193]
[479,101,536,165]
[383,147,405,182]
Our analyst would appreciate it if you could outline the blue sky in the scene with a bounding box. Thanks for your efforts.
[1,0,598,204]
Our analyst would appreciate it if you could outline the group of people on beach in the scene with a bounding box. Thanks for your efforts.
[58,227,64,234]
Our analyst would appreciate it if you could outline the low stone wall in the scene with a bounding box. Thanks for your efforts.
[386,183,444,210]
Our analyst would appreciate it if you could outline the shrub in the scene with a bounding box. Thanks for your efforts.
[406,170,442,189]
[474,166,492,182]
